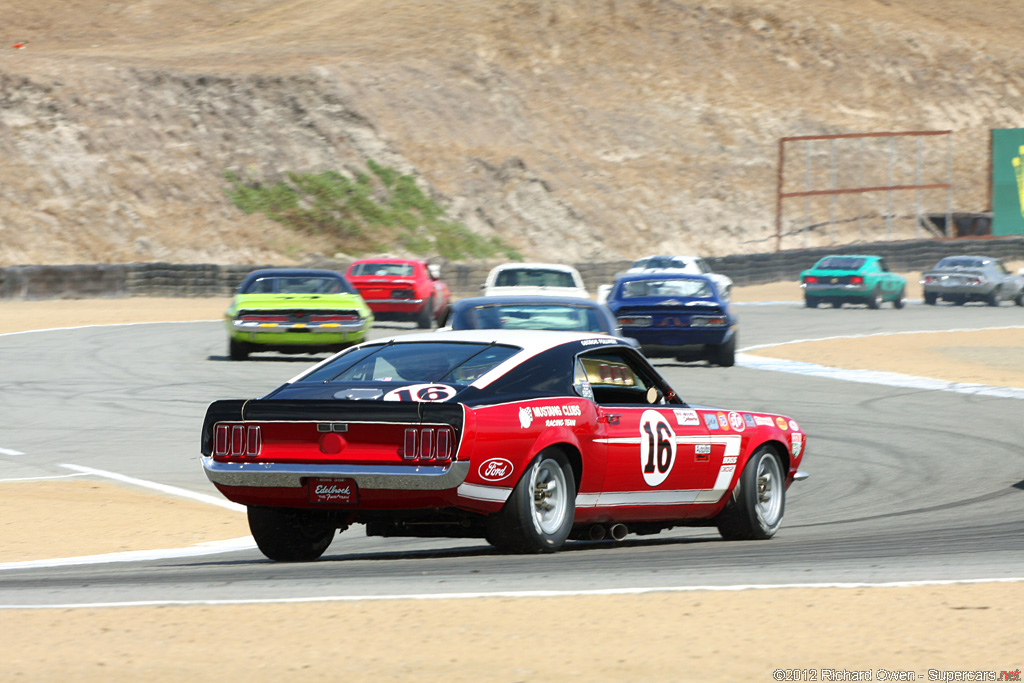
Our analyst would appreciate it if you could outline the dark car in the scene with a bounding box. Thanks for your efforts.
[920,255,1024,306]
[440,295,634,343]
[604,273,737,366]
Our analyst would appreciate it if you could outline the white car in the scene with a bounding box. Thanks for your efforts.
[482,263,590,299]
[598,255,733,303]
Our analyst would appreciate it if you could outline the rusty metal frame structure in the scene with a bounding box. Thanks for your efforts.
[775,130,953,251]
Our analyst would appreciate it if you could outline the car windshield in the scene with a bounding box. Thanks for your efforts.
[465,303,607,333]
[618,278,713,299]
[299,342,521,385]
[242,275,351,295]
[936,257,985,269]
[814,257,866,271]
[495,269,576,288]
[349,262,415,277]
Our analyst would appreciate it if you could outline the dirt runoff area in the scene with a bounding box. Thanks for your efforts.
[2,291,1023,682]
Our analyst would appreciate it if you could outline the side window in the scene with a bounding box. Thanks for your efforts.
[877,258,890,273]
[576,349,674,405]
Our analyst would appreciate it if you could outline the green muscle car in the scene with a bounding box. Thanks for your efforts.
[800,255,906,309]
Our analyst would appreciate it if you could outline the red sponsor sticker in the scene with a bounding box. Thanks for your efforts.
[309,478,358,504]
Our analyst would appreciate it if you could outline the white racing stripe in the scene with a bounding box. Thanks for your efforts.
[0,576,1021,610]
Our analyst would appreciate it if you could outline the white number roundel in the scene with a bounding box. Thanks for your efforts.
[639,410,676,487]
[383,384,457,402]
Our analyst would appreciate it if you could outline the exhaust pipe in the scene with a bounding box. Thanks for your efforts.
[609,523,628,541]
[587,524,606,541]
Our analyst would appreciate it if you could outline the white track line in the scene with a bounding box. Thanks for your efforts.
[0,447,26,456]
[1,577,1022,610]
[58,464,245,512]
[0,473,89,483]
[738,325,1024,399]
[0,537,256,573]
[0,320,218,338]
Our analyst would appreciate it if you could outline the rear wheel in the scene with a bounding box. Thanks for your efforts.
[924,292,938,305]
[247,506,336,562]
[804,295,819,309]
[486,450,575,553]
[986,286,1001,307]
[1016,290,1024,307]
[229,339,249,361]
[716,446,785,540]
[893,287,905,309]
[416,299,435,329]
[713,334,736,367]
[866,287,881,309]
[830,301,842,309]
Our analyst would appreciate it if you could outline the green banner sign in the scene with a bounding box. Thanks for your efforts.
[992,128,1024,235]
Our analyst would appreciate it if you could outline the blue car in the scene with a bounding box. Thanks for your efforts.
[605,273,737,366]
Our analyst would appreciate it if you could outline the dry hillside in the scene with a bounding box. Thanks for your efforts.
[2,0,1023,266]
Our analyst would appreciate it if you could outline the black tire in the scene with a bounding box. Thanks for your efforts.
[924,292,938,305]
[830,301,842,309]
[866,287,881,309]
[416,298,435,329]
[247,506,336,562]
[713,334,736,367]
[486,450,575,553]
[804,295,819,309]
[1016,290,1024,307]
[715,446,785,541]
[893,287,905,309]
[986,286,1001,307]
[229,338,249,361]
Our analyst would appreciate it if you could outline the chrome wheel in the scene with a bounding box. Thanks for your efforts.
[755,452,784,529]
[530,457,570,536]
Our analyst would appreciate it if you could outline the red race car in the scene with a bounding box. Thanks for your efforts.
[201,330,808,561]
[345,258,450,328]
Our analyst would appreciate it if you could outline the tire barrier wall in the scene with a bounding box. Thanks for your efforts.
[2,237,1023,301]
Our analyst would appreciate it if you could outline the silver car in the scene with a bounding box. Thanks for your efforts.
[920,256,1024,306]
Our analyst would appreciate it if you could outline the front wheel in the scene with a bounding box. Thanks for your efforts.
[716,446,785,541]
[486,450,575,553]
[247,506,336,561]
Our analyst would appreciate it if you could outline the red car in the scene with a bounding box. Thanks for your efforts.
[201,330,808,561]
[345,258,450,328]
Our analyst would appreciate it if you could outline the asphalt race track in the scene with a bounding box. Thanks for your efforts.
[1,303,1023,606]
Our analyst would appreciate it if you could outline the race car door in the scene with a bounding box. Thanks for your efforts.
[576,347,723,522]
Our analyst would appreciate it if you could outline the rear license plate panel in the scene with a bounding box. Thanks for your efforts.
[308,478,358,504]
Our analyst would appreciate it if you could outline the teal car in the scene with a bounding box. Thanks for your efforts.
[225,269,374,360]
[800,255,906,309]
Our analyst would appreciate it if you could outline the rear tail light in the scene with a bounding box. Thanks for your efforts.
[239,314,289,323]
[401,426,454,461]
[214,423,262,457]
[850,276,864,285]
[618,315,652,327]
[804,276,818,284]
[690,315,728,327]
[922,276,936,284]
[308,314,359,323]
[391,289,415,299]
[966,277,983,286]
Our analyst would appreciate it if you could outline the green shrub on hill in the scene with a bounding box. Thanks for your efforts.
[223,161,520,261]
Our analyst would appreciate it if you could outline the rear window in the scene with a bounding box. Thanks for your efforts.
[349,262,415,277]
[241,275,352,295]
[495,269,576,288]
[299,342,521,385]
[936,257,985,269]
[814,257,866,271]
[463,303,607,333]
[618,278,713,299]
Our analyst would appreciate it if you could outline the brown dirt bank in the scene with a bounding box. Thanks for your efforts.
[2,293,1022,681]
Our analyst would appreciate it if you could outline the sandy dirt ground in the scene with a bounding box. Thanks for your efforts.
[1,287,1022,681]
